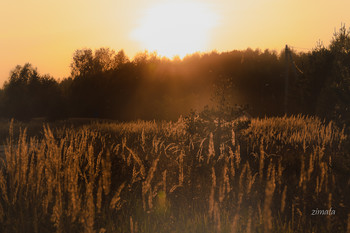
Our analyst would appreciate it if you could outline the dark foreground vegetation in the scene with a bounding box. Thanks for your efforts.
[0,26,349,127]
[0,115,349,232]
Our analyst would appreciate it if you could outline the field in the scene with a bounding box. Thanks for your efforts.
[0,116,349,233]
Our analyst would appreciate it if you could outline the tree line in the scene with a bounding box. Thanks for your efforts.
[0,26,349,126]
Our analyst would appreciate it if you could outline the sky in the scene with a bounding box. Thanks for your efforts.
[1,0,350,85]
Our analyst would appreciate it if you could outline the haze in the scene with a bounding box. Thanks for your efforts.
[1,0,350,85]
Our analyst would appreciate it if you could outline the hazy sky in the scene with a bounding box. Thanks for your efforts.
[1,0,350,85]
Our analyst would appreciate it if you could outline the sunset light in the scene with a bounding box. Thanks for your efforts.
[130,1,219,58]
[1,0,350,83]
[1,0,350,232]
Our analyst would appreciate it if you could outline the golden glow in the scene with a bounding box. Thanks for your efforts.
[131,1,219,58]
[1,0,350,85]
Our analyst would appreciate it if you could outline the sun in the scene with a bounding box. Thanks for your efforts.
[131,1,219,58]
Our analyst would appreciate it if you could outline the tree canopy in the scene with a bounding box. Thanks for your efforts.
[0,25,349,127]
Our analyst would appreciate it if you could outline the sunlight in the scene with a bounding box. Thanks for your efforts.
[131,1,219,58]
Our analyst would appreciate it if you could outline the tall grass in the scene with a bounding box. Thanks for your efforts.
[0,115,349,232]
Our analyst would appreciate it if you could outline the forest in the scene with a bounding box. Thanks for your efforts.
[0,26,349,127]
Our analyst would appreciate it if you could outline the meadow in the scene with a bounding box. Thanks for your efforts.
[0,115,349,233]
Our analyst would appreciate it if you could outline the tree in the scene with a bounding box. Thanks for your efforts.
[114,49,129,68]
[70,48,130,79]
[315,25,350,127]
[2,63,40,119]
[70,49,94,78]
[2,63,62,120]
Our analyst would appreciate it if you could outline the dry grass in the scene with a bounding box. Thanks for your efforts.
[0,115,349,232]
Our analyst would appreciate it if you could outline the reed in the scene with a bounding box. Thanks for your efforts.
[0,115,348,232]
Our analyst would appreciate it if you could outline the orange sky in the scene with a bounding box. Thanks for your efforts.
[1,0,350,85]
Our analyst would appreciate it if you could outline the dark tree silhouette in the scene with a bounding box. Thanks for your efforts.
[1,63,62,120]
[0,26,349,124]
[306,25,350,126]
